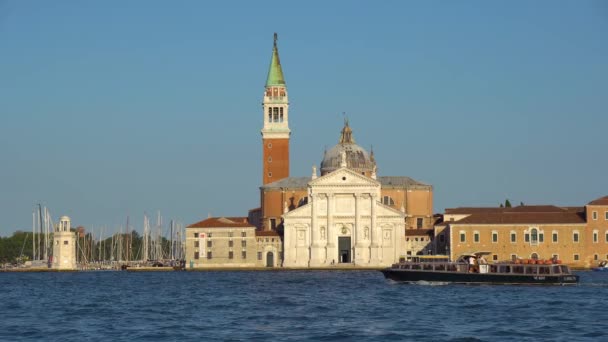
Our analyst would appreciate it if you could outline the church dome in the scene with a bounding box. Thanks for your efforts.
[320,120,376,176]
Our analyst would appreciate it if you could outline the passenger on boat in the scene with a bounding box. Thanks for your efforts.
[468,256,477,273]
[478,255,488,273]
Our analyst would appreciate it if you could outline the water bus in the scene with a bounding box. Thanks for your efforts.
[381,252,579,285]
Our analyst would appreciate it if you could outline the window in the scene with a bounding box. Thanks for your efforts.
[242,251,247,259]
[241,231,246,237]
[552,254,559,261]
[267,143,272,149]
[593,230,599,243]
[268,108,272,122]
[439,234,445,243]
[592,211,598,220]
[492,231,498,243]
[268,172,272,178]
[474,231,480,243]
[459,232,466,243]
[273,107,279,122]
[524,232,530,243]
[270,218,277,230]
[552,231,558,243]
[207,251,212,259]
[229,251,234,259]
[194,241,199,248]
[606,231,608,243]
[573,231,579,243]
[510,232,516,243]
[539,232,544,243]
[194,252,199,259]
[242,240,247,247]
[530,228,538,244]
[510,254,517,261]
[492,254,498,261]
[64,240,68,245]
[605,211,608,220]
[416,218,423,229]
[268,156,272,163]
[229,240,233,247]
[257,252,262,260]
[574,254,579,261]
[194,232,199,238]
[207,240,212,248]
[279,107,284,122]
[208,233,212,238]
[594,254,599,261]
[382,196,395,206]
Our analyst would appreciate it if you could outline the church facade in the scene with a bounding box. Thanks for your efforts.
[186,34,434,268]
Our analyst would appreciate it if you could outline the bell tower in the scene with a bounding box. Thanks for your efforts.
[261,33,290,185]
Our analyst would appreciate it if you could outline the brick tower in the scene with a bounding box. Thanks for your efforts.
[261,33,290,185]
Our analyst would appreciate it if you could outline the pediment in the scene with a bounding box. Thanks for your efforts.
[310,168,380,188]
[283,202,312,218]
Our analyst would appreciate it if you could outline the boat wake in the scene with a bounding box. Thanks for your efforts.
[411,280,450,286]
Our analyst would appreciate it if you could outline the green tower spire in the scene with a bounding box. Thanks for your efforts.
[266,33,286,87]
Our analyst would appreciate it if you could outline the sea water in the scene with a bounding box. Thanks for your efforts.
[1,270,606,341]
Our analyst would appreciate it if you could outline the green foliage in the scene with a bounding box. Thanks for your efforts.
[505,199,512,208]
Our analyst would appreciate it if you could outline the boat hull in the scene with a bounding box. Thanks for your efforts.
[381,269,579,285]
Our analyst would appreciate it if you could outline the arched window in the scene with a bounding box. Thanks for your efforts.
[531,253,539,260]
[530,228,538,244]
[382,196,395,206]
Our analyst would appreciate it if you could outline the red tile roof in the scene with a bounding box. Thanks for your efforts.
[589,196,608,205]
[452,212,585,225]
[187,217,253,228]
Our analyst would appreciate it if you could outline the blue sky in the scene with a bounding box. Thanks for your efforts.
[1,1,607,236]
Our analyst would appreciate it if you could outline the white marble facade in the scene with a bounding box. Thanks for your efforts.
[283,167,405,267]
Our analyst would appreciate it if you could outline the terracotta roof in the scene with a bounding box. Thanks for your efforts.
[445,207,507,215]
[405,229,434,236]
[187,217,253,228]
[452,212,585,225]
[589,196,608,205]
[255,230,281,237]
[445,205,584,215]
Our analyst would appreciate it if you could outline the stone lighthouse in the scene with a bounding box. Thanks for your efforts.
[52,216,77,270]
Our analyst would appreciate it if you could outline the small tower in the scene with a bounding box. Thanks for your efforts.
[261,33,291,185]
[52,216,76,270]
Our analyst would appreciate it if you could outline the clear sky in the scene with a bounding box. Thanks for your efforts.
[1,0,607,236]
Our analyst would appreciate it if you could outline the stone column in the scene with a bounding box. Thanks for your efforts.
[370,193,378,265]
[326,193,335,265]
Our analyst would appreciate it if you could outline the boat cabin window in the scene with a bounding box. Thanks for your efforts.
[525,266,537,274]
[538,266,550,274]
[552,265,561,274]
[560,266,568,274]
[411,264,421,270]
[423,264,433,270]
[513,266,524,274]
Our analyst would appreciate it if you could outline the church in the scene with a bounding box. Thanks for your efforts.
[185,34,434,268]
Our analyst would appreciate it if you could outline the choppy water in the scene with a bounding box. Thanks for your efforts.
[1,270,607,341]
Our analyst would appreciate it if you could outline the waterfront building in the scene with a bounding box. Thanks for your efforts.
[185,34,434,267]
[434,196,608,268]
[52,216,76,270]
